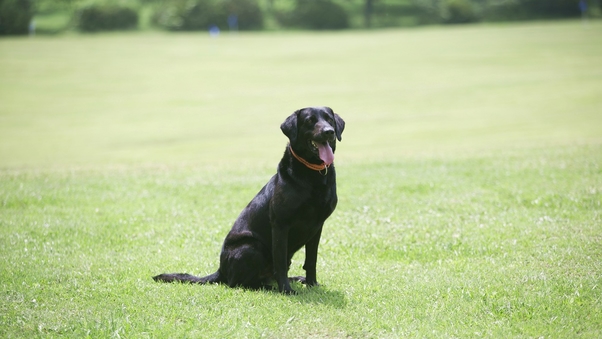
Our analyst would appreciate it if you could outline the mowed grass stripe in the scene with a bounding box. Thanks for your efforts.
[1,21,601,168]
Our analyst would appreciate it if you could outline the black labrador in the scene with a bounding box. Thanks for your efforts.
[153,107,345,294]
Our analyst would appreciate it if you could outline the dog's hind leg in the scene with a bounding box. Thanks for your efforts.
[153,271,221,284]
[220,244,272,290]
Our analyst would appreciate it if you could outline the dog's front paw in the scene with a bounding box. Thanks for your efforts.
[281,288,298,295]
[305,279,319,287]
[289,276,319,287]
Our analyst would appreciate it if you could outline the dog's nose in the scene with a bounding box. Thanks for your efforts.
[323,128,335,140]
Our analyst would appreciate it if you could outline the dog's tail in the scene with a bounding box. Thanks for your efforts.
[153,271,221,284]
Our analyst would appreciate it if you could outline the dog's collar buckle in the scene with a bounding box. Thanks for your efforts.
[319,165,329,176]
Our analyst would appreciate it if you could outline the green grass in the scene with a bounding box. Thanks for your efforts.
[1,21,601,337]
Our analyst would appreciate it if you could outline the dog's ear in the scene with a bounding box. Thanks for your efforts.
[327,108,345,141]
[280,110,299,143]
[334,113,345,141]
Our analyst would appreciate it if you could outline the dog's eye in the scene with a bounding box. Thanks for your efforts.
[306,116,317,125]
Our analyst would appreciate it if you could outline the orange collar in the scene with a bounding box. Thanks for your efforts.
[289,145,330,174]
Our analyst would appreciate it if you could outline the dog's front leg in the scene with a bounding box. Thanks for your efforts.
[302,226,323,286]
[272,226,294,294]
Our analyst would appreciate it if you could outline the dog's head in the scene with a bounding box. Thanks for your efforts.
[280,107,345,166]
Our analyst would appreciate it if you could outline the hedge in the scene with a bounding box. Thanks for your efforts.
[152,0,263,31]
[77,3,138,32]
[277,0,349,30]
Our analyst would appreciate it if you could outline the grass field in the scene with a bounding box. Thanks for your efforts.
[1,21,601,337]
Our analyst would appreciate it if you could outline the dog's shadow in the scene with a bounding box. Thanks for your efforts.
[269,284,347,309]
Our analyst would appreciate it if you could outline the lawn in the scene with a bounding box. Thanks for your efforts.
[1,21,601,338]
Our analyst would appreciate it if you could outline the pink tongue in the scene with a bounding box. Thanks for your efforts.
[317,142,334,165]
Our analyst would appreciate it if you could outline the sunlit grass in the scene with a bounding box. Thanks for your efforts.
[1,21,601,337]
[1,146,600,337]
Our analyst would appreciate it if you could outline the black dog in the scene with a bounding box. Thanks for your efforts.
[153,107,345,294]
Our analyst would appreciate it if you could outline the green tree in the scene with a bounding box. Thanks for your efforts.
[0,0,34,35]
[365,0,374,28]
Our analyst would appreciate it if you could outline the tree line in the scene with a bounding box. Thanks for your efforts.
[1,0,598,35]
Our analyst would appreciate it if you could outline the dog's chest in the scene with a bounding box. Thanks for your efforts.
[302,186,337,220]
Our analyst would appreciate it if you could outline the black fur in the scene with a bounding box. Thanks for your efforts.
[153,107,345,294]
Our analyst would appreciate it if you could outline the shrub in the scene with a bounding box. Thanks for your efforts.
[77,3,139,32]
[522,0,580,18]
[152,0,262,31]
[181,4,213,30]
[0,0,34,35]
[221,0,263,30]
[411,0,479,24]
[282,0,349,30]
[410,0,446,25]
[442,0,479,24]
[482,0,581,21]
[370,3,422,28]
